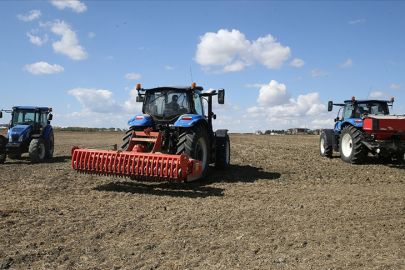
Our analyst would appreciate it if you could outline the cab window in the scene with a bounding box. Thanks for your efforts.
[193,91,204,116]
[342,102,354,120]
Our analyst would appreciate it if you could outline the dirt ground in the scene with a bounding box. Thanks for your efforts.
[1,130,405,270]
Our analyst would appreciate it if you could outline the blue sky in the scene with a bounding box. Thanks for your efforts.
[1,1,404,133]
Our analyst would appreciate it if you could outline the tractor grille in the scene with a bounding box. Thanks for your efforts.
[12,135,19,142]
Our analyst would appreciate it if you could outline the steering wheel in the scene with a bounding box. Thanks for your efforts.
[24,118,33,122]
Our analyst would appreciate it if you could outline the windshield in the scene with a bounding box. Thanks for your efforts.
[12,109,37,125]
[354,102,389,118]
[144,90,190,117]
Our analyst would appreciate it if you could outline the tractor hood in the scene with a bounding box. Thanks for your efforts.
[7,125,32,142]
[9,125,31,135]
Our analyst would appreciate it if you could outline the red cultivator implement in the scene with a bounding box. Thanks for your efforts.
[71,128,202,182]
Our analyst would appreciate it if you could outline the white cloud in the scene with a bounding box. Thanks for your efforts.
[165,66,176,70]
[390,84,402,90]
[23,62,64,75]
[289,58,305,67]
[68,88,122,113]
[339,58,353,67]
[247,92,327,118]
[125,73,142,80]
[27,33,48,46]
[311,69,330,77]
[88,32,96,38]
[68,86,143,116]
[17,10,41,22]
[49,0,87,13]
[245,80,327,130]
[369,91,388,98]
[51,20,88,60]
[349,19,365,24]
[311,118,335,129]
[195,29,291,73]
[257,80,292,107]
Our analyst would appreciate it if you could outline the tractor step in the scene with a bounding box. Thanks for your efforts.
[71,147,202,182]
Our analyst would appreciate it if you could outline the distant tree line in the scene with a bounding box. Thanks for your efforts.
[57,127,122,132]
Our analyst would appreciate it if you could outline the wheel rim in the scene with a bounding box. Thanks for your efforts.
[341,133,353,157]
[196,138,207,170]
[39,143,45,159]
[320,137,325,154]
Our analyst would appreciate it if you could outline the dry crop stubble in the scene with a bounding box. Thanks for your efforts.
[0,130,405,269]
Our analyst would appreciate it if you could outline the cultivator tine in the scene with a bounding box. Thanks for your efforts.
[71,147,202,182]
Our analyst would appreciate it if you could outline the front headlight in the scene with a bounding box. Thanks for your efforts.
[9,136,12,142]
[18,134,24,142]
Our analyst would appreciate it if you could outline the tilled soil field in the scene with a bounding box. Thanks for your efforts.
[1,131,405,270]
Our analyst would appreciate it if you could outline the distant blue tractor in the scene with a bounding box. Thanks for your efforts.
[320,97,405,163]
[0,106,54,164]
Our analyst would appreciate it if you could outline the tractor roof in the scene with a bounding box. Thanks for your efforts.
[13,106,50,111]
[344,99,390,103]
[146,85,204,91]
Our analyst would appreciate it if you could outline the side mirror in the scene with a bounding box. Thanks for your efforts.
[136,96,144,102]
[48,114,53,121]
[328,101,333,112]
[218,89,225,104]
[0,111,2,118]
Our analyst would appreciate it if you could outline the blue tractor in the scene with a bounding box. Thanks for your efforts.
[0,106,54,164]
[118,82,230,181]
[320,97,405,163]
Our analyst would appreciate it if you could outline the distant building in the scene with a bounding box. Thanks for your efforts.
[313,129,321,135]
[287,128,310,135]
[253,130,263,135]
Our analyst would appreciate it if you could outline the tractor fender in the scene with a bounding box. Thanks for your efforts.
[41,125,53,139]
[127,114,154,126]
[215,129,229,151]
[173,114,207,127]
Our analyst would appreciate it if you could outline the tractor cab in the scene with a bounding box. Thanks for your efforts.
[142,88,201,119]
[328,97,393,132]
[9,107,51,133]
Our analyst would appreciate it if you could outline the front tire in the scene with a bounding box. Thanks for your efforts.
[29,138,46,163]
[339,126,366,164]
[176,125,210,180]
[319,132,332,158]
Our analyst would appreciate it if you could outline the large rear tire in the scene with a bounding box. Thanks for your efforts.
[215,134,230,169]
[339,126,366,164]
[319,132,332,158]
[176,125,210,180]
[29,138,46,163]
[45,129,54,159]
